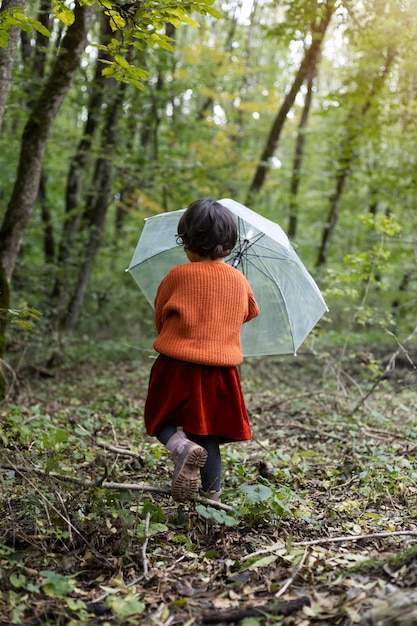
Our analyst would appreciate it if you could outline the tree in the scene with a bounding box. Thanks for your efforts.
[0,2,93,394]
[287,67,315,238]
[247,0,334,199]
[316,47,397,266]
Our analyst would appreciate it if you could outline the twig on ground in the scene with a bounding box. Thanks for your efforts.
[361,426,415,443]
[110,421,119,446]
[294,530,417,547]
[142,512,151,577]
[275,547,310,598]
[96,440,142,458]
[242,530,417,562]
[54,489,73,542]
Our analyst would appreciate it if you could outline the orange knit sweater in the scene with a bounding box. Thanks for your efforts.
[153,262,260,366]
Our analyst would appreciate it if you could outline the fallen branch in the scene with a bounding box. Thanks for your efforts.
[0,463,234,511]
[242,530,417,562]
[202,595,310,624]
[142,512,151,577]
[293,529,417,547]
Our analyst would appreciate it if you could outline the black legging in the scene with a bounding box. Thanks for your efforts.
[157,425,222,492]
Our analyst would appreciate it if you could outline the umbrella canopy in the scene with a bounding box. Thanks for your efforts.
[126,198,328,357]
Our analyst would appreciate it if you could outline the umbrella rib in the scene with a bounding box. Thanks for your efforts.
[236,230,294,263]
[239,250,297,354]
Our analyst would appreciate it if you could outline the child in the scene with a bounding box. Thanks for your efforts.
[144,198,260,502]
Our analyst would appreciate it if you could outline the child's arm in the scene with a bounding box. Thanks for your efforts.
[154,280,169,333]
[245,288,260,323]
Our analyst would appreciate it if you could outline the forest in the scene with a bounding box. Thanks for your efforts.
[0,0,416,624]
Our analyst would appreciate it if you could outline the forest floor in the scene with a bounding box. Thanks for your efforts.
[1,345,417,625]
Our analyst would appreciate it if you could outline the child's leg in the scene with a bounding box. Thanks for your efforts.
[156,423,177,445]
[156,425,208,502]
[186,433,222,497]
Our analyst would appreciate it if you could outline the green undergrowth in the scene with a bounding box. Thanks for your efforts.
[0,347,416,624]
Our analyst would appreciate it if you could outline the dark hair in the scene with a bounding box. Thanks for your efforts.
[177,198,237,259]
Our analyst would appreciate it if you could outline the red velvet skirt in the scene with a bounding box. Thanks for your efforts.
[144,355,252,441]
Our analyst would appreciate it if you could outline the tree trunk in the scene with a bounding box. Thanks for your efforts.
[0,265,10,397]
[51,14,113,312]
[0,1,93,398]
[0,0,24,390]
[39,172,55,263]
[63,77,127,334]
[0,1,94,284]
[287,69,315,239]
[247,0,333,199]
[316,47,397,267]
[0,0,27,132]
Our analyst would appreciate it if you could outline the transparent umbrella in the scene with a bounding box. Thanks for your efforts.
[126,198,328,356]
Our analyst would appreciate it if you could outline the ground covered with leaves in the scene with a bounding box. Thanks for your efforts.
[1,346,417,625]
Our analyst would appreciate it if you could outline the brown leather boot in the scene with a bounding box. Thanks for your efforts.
[166,430,208,502]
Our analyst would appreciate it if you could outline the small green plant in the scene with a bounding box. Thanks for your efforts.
[237,482,310,524]
[196,504,241,526]
[0,305,42,331]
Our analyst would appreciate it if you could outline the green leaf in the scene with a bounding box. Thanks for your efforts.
[25,18,50,37]
[107,11,126,31]
[178,14,200,28]
[53,4,74,26]
[10,573,26,589]
[40,570,76,597]
[245,554,278,570]
[65,598,87,611]
[196,505,240,526]
[105,593,145,618]
[136,521,168,539]
[114,54,131,69]
[0,31,10,48]
[240,484,273,502]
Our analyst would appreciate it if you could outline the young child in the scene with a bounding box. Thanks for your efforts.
[144,198,260,502]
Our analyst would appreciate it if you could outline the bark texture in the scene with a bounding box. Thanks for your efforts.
[0,0,27,132]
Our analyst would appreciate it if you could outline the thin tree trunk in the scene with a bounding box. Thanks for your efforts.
[51,15,112,311]
[287,69,315,239]
[316,47,397,267]
[38,173,55,263]
[0,0,27,132]
[20,0,52,80]
[63,77,127,334]
[0,266,10,397]
[247,0,333,199]
[21,0,55,264]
